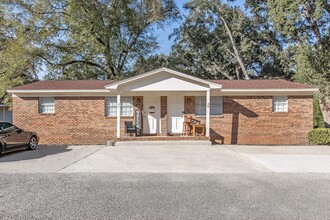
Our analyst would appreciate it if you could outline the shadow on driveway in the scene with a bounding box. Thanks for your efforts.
[0,145,72,162]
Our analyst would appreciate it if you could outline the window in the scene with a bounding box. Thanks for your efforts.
[272,96,288,112]
[195,96,223,116]
[105,96,133,116]
[105,97,117,116]
[39,97,55,114]
[121,97,133,116]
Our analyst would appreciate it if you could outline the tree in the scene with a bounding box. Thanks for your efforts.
[0,4,39,105]
[253,0,330,109]
[132,54,171,75]
[266,0,329,48]
[169,0,291,80]
[2,0,179,80]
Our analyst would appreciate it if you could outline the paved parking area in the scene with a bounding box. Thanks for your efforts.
[2,173,330,219]
[1,144,330,173]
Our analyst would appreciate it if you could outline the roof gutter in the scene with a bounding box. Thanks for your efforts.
[7,89,109,93]
[221,88,318,92]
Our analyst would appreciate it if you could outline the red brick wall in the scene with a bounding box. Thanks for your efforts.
[13,96,141,145]
[187,96,313,145]
[184,96,195,114]
[13,95,313,145]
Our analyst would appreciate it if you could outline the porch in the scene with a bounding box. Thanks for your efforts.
[104,68,223,140]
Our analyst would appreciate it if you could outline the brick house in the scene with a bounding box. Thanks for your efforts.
[8,68,318,145]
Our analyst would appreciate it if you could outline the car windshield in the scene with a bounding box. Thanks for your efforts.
[0,122,18,134]
[0,122,12,130]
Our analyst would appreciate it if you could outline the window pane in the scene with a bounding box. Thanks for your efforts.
[210,96,222,115]
[195,96,206,115]
[272,96,288,112]
[105,97,117,116]
[195,96,222,116]
[39,97,55,113]
[121,97,133,116]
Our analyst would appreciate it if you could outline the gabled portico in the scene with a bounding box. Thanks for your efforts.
[105,68,222,139]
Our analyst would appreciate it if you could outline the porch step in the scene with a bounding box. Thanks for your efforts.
[115,140,212,146]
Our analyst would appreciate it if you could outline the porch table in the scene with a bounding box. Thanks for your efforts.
[192,124,206,136]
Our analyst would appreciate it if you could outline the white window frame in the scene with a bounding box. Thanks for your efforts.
[195,96,223,116]
[39,97,55,114]
[105,96,133,116]
[272,96,288,112]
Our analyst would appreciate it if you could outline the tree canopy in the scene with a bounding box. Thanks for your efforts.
[0,0,329,109]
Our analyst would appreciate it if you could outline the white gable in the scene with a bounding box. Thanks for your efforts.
[105,68,222,92]
[120,73,209,91]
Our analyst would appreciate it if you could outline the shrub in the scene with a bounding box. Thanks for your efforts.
[313,96,325,128]
[308,128,330,145]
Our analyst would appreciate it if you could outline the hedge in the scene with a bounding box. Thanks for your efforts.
[308,128,330,145]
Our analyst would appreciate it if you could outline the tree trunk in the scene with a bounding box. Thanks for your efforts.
[302,3,322,47]
[104,47,116,79]
[217,7,250,80]
[235,66,240,80]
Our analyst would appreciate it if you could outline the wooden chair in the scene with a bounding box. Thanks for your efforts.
[182,115,193,136]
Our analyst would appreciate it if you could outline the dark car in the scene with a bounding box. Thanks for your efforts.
[0,122,38,154]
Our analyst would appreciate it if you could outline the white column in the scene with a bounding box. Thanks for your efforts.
[116,94,121,138]
[206,89,210,137]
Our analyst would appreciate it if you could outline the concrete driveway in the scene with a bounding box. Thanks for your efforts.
[228,145,330,173]
[1,144,330,173]
[59,145,270,173]
[0,145,104,173]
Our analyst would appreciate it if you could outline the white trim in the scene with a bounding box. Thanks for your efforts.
[105,68,222,90]
[7,89,108,93]
[116,94,121,139]
[206,89,210,137]
[221,88,318,92]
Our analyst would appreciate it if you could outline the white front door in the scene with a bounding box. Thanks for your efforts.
[168,96,184,134]
[143,96,160,134]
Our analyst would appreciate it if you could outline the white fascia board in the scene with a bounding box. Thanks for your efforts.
[219,88,318,96]
[8,89,111,97]
[7,89,108,93]
[105,67,222,89]
[221,88,318,92]
[7,89,108,94]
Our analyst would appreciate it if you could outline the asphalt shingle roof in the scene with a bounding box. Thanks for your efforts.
[10,79,316,90]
